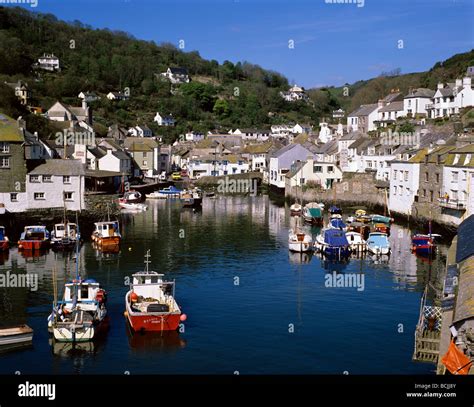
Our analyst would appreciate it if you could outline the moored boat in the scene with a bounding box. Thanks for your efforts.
[119,202,148,211]
[125,251,185,332]
[345,231,366,252]
[366,232,390,255]
[370,214,394,224]
[290,203,302,216]
[91,221,121,251]
[315,228,351,258]
[0,226,9,251]
[18,226,50,251]
[51,222,80,250]
[157,186,182,198]
[181,188,203,208]
[288,229,313,252]
[49,278,108,342]
[411,234,439,256]
[302,203,323,225]
[347,222,371,240]
[329,217,348,231]
[145,191,168,199]
[0,325,33,347]
[373,222,390,236]
[119,190,143,204]
[328,205,342,216]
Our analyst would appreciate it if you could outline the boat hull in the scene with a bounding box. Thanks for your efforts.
[182,197,203,208]
[288,241,313,252]
[91,235,121,250]
[18,240,50,251]
[0,332,33,346]
[0,240,9,251]
[412,245,436,256]
[367,246,390,255]
[126,311,181,332]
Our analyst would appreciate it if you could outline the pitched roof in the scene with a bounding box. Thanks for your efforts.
[29,159,85,176]
[88,147,107,158]
[456,215,474,263]
[340,131,362,141]
[382,92,402,103]
[379,101,404,112]
[242,141,275,154]
[348,104,378,117]
[408,148,429,163]
[405,88,435,99]
[112,150,130,160]
[169,67,188,75]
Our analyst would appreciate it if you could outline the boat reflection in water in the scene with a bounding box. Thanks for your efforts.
[0,250,9,265]
[18,249,49,260]
[126,323,186,353]
[49,336,106,360]
[288,250,313,265]
[92,243,120,255]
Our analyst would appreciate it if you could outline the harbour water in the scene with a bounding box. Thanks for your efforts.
[0,196,446,374]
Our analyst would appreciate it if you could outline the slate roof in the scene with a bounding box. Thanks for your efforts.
[29,159,85,176]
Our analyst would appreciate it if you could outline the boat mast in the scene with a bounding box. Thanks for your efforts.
[144,249,151,272]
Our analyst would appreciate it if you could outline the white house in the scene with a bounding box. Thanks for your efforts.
[242,142,276,173]
[388,149,426,215]
[128,125,153,138]
[187,156,249,179]
[233,129,271,141]
[98,149,131,174]
[46,101,92,125]
[154,112,176,126]
[292,123,312,134]
[441,145,474,215]
[403,88,435,116]
[37,53,60,71]
[107,92,129,101]
[427,78,474,119]
[161,67,190,84]
[318,122,333,143]
[280,85,308,102]
[285,157,343,190]
[78,92,99,103]
[377,101,405,128]
[347,104,379,133]
[185,131,205,142]
[27,160,85,211]
[269,144,315,189]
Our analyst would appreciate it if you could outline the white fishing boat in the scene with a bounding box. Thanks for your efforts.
[290,203,302,216]
[288,229,313,252]
[345,231,366,252]
[145,191,168,199]
[367,232,391,255]
[51,222,79,250]
[0,325,33,347]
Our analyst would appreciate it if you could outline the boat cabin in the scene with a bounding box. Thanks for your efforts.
[22,226,49,240]
[131,272,174,298]
[62,279,103,311]
[94,221,120,238]
[53,223,77,239]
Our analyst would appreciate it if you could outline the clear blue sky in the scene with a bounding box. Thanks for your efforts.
[12,0,474,88]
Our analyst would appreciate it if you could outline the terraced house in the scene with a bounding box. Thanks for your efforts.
[0,114,28,212]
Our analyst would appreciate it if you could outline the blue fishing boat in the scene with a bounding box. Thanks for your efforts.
[157,186,182,198]
[315,229,351,258]
[328,206,342,215]
[367,232,390,255]
[411,234,439,256]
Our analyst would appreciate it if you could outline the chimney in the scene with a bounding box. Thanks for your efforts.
[34,131,39,141]
[378,99,385,108]
[17,116,26,130]
[437,83,444,90]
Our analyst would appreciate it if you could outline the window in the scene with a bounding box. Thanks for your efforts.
[64,192,73,201]
[452,171,458,182]
[0,157,10,168]
[394,170,398,179]
[143,160,147,166]
[63,176,71,184]
[29,175,40,182]
[223,160,229,165]
[143,152,147,158]
[300,178,305,185]
[435,173,440,183]
[422,189,426,197]
[462,171,467,181]
[404,171,409,181]
[313,165,322,173]
[0,142,9,153]
[327,166,334,173]
[10,193,18,202]
[43,175,52,182]
[425,172,429,182]
[399,187,403,196]
[393,186,397,195]
[34,192,45,200]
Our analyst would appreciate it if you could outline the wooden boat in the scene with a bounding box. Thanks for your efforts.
[288,229,313,252]
[0,325,33,347]
[49,279,108,342]
[373,222,390,236]
[181,188,203,208]
[290,203,302,216]
[51,222,79,250]
[302,203,323,225]
[411,234,440,256]
[367,232,390,255]
[18,225,50,251]
[91,221,121,251]
[315,228,351,258]
[125,251,185,332]
[0,226,9,251]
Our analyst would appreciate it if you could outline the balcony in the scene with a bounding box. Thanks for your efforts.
[438,198,466,210]
[426,104,434,110]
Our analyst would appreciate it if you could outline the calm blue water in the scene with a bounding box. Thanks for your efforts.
[0,196,444,374]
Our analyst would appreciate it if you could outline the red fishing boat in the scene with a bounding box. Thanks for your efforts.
[125,251,186,332]
[0,226,9,251]
[18,226,50,251]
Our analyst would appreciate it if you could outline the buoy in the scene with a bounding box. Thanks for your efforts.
[130,292,139,303]
[180,314,187,322]
[128,247,132,251]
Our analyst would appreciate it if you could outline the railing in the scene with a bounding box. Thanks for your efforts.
[438,198,466,210]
